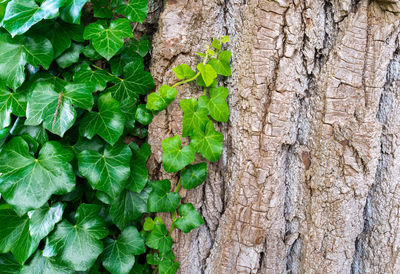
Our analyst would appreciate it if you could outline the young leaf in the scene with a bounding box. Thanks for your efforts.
[60,0,89,24]
[126,143,151,193]
[77,142,132,199]
[208,50,231,76]
[102,226,146,274]
[147,180,181,213]
[197,63,217,87]
[146,85,177,112]
[0,137,75,215]
[180,98,209,137]
[44,204,109,271]
[161,135,196,173]
[20,250,73,274]
[173,64,196,80]
[0,86,26,129]
[198,86,229,122]
[115,0,148,23]
[84,19,133,60]
[181,163,207,190]
[174,203,204,233]
[191,121,224,162]
[79,92,125,145]
[145,223,173,255]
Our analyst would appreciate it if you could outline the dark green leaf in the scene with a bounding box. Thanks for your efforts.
[0,86,26,129]
[191,121,224,162]
[147,180,180,213]
[10,118,48,145]
[82,44,102,59]
[181,163,207,189]
[60,0,89,24]
[21,250,73,274]
[92,0,113,18]
[0,0,10,22]
[180,98,209,137]
[126,143,151,193]
[174,203,204,233]
[198,86,229,122]
[116,0,148,23]
[146,85,177,112]
[56,43,83,68]
[73,63,113,91]
[135,104,153,125]
[162,135,196,173]
[159,258,179,274]
[63,82,95,110]
[0,137,75,215]
[0,253,21,274]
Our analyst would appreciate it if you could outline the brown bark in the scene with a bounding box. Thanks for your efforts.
[147,0,400,273]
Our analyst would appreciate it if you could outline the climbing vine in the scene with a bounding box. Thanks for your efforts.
[0,0,231,273]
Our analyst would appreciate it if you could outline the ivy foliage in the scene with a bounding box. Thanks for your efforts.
[0,0,231,273]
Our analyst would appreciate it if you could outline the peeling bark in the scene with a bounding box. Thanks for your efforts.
[147,0,400,272]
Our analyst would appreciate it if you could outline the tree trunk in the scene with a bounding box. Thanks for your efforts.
[147,0,400,273]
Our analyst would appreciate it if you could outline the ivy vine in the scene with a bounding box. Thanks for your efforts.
[0,0,231,273]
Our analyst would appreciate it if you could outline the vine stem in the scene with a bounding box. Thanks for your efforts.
[91,64,123,81]
[168,178,182,236]
[171,72,200,88]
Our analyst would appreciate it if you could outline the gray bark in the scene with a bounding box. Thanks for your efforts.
[147,0,400,273]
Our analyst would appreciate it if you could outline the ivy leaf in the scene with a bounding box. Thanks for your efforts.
[162,135,196,173]
[197,63,217,87]
[174,203,204,233]
[180,98,209,137]
[115,0,148,23]
[145,223,173,255]
[56,43,83,68]
[92,0,113,18]
[63,82,95,110]
[10,118,48,145]
[0,253,21,273]
[79,92,125,145]
[208,51,231,76]
[191,121,224,162]
[109,186,151,230]
[146,85,177,112]
[78,142,132,199]
[135,104,153,125]
[0,33,53,89]
[60,0,89,24]
[173,64,196,80]
[126,142,151,193]
[0,137,75,215]
[0,0,10,22]
[20,250,73,274]
[147,180,181,213]
[198,86,229,122]
[102,226,145,274]
[73,63,113,91]
[84,19,133,60]
[0,207,38,264]
[0,86,26,129]
[181,163,207,190]
[159,257,180,274]
[44,204,109,271]
[1,0,65,36]
[108,59,155,101]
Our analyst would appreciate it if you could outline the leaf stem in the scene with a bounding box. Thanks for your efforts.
[171,72,201,88]
[91,64,123,81]
[174,178,182,193]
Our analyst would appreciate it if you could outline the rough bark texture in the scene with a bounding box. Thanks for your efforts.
[147,0,400,273]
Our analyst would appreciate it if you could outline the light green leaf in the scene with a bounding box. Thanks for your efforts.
[79,92,125,145]
[78,142,131,199]
[0,86,26,129]
[2,0,65,36]
[0,137,75,215]
[173,64,196,80]
[198,86,229,122]
[181,163,207,190]
[180,98,209,137]
[174,203,204,233]
[115,0,148,23]
[211,38,221,50]
[84,18,133,60]
[197,63,217,87]
[162,135,196,173]
[208,50,231,76]
[20,250,73,274]
[56,43,83,68]
[146,85,177,112]
[126,143,151,193]
[191,121,224,162]
[60,0,89,24]
[44,204,109,271]
[147,180,181,213]
[102,226,145,274]
[108,59,155,101]
[73,63,113,91]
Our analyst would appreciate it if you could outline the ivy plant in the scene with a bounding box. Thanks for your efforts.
[0,0,231,273]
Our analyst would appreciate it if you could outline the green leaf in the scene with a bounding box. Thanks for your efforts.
[84,19,133,60]
[2,0,65,36]
[44,204,109,271]
[20,250,73,274]
[135,104,153,125]
[0,208,38,264]
[174,203,204,233]
[145,223,172,255]
[143,217,154,231]
[159,258,179,274]
[73,63,113,91]
[208,51,231,76]
[116,0,148,23]
[0,0,10,22]
[0,33,53,89]
[173,64,196,80]
[191,121,224,162]
[137,34,151,57]
[211,38,221,50]
[220,35,230,43]
[25,82,76,137]
[28,202,65,242]
[119,97,137,129]
[78,142,131,199]
[162,135,196,173]
[0,253,21,274]
[63,82,95,110]
[108,59,155,101]
[146,85,177,112]
[102,226,145,274]
[0,137,75,215]
[0,86,26,129]
[197,63,217,87]
[126,142,151,193]
[60,0,89,24]
[109,186,151,230]
[10,118,49,145]
[181,163,207,190]
[147,180,181,213]
[82,44,102,59]
[79,92,125,145]
[180,98,209,137]
[198,86,229,122]
[92,0,113,18]
[56,43,83,68]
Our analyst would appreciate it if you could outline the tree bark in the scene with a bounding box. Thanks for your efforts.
[147,0,400,273]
